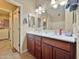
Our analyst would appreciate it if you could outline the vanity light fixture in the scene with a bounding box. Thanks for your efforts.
[35,6,46,14]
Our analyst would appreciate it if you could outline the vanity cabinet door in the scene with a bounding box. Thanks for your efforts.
[53,47,70,59]
[27,34,35,56]
[42,43,53,59]
[35,44,41,59]
[35,36,42,59]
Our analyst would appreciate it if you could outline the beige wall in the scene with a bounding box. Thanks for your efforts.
[23,0,36,14]
[65,9,73,32]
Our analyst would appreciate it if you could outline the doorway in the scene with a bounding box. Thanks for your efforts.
[0,0,21,54]
[12,8,20,52]
[7,0,21,53]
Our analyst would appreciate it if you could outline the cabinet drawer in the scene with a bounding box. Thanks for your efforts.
[35,36,41,45]
[27,34,34,39]
[53,47,70,59]
[42,37,71,52]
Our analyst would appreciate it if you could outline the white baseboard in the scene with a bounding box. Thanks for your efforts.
[21,49,28,54]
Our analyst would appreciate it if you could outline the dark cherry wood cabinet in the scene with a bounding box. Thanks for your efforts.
[35,44,41,59]
[27,34,76,59]
[42,43,52,59]
[42,37,76,59]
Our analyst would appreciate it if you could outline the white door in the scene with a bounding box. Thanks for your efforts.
[13,8,20,52]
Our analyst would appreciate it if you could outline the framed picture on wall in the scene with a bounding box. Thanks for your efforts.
[28,15,35,28]
[23,18,27,24]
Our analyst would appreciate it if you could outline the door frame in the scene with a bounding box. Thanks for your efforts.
[6,0,22,53]
[12,8,20,52]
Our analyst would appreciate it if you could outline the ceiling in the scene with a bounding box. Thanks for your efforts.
[0,9,9,16]
[0,0,17,12]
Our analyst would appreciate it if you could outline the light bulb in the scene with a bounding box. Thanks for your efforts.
[29,13,32,16]
[51,0,56,5]
[60,1,66,6]
[38,12,42,14]
[43,19,46,22]
[35,9,39,12]
[42,10,45,13]
[39,6,42,11]
[53,4,58,9]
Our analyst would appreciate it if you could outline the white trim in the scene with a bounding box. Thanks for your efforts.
[21,49,28,54]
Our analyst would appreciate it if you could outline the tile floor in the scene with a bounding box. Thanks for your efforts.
[0,40,36,59]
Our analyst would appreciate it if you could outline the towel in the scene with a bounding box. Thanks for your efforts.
[66,0,78,11]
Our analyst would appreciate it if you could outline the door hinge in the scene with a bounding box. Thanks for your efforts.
[19,44,20,47]
[18,11,20,14]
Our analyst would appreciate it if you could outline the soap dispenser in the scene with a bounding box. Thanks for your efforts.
[59,29,63,35]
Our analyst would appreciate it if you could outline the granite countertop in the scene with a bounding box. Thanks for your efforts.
[27,31,76,43]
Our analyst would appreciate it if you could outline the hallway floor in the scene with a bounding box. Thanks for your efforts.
[0,40,36,59]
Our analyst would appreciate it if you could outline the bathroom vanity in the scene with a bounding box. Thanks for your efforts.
[27,32,76,59]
